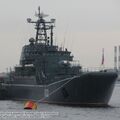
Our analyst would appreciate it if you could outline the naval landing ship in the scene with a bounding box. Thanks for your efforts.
[0,7,118,106]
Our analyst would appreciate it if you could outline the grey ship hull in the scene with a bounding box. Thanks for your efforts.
[0,72,117,106]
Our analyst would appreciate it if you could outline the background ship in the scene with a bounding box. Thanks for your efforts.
[0,7,118,106]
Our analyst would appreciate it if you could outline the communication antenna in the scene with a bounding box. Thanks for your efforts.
[63,24,69,51]
[114,46,117,70]
[118,46,120,71]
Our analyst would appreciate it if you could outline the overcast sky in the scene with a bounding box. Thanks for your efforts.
[0,0,120,72]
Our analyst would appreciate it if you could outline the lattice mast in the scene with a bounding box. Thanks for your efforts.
[27,6,56,46]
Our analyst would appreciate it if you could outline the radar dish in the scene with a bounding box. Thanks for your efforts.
[51,18,56,23]
[27,18,31,23]
[40,12,49,18]
[35,12,49,18]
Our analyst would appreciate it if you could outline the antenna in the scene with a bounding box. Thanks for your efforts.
[38,6,40,17]
[118,46,120,71]
[63,25,69,51]
[35,6,49,18]
[114,46,117,70]
[63,37,65,51]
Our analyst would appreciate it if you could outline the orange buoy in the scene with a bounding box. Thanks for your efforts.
[24,101,37,109]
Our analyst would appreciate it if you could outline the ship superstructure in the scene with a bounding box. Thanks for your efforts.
[13,7,81,85]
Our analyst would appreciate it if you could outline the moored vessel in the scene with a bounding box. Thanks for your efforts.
[0,7,118,106]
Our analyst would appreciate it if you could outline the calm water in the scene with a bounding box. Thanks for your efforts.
[0,85,120,120]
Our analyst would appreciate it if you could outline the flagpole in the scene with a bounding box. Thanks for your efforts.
[101,48,105,70]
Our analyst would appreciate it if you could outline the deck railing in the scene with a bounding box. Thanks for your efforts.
[82,67,116,72]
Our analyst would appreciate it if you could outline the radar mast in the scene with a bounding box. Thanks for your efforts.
[27,6,56,46]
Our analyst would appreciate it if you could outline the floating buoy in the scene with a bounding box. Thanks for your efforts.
[24,101,37,110]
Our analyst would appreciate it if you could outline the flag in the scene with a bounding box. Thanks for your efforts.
[101,48,104,65]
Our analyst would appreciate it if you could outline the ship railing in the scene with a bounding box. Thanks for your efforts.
[82,67,116,72]
[69,60,80,67]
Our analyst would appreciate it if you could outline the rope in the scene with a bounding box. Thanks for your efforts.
[37,76,78,103]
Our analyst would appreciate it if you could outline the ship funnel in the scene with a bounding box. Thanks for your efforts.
[114,46,117,70]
